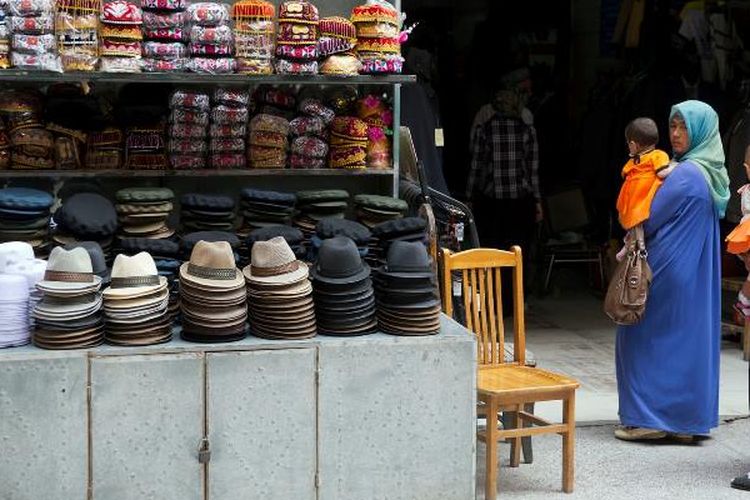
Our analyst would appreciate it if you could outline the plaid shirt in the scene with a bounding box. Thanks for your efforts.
[466,115,540,201]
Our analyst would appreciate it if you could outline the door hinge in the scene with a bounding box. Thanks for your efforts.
[198,437,211,464]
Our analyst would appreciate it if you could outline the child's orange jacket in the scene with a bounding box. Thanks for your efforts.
[616,149,670,230]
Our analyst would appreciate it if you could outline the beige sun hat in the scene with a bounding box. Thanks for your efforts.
[103,252,167,299]
[179,240,245,290]
[36,247,102,293]
[243,236,309,285]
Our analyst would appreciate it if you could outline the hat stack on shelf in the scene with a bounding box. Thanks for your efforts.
[180,240,247,342]
[141,0,188,73]
[274,0,319,75]
[329,116,368,169]
[374,241,440,336]
[351,0,403,74]
[294,189,349,240]
[55,0,100,72]
[53,192,118,261]
[125,127,168,169]
[0,2,10,69]
[255,87,297,120]
[0,188,53,253]
[357,94,392,169]
[232,0,274,75]
[289,114,328,169]
[1,241,47,330]
[248,113,290,169]
[9,0,62,72]
[169,90,209,169]
[369,216,427,266]
[186,2,235,74]
[85,128,124,169]
[32,247,105,350]
[312,218,370,261]
[247,225,307,261]
[99,0,144,73]
[1,90,55,170]
[115,187,175,240]
[243,236,316,340]
[353,193,407,228]
[236,188,296,237]
[0,274,30,347]
[210,88,249,169]
[65,241,111,285]
[102,252,172,346]
[318,16,360,76]
[311,236,376,336]
[180,193,236,232]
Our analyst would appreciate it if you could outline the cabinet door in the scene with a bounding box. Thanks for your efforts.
[207,349,316,500]
[0,354,88,500]
[90,353,204,500]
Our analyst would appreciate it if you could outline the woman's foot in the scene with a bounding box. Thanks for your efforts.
[614,426,667,441]
[731,473,750,491]
[668,433,696,444]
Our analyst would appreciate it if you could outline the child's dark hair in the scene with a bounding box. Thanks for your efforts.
[625,117,659,146]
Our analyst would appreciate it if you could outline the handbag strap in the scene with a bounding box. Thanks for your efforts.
[633,225,646,253]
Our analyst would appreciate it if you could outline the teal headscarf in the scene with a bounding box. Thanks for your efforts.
[670,100,730,217]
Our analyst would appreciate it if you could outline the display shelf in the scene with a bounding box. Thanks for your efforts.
[0,70,416,86]
[0,168,394,178]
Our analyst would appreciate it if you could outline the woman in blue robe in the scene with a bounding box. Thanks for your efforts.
[615,100,729,441]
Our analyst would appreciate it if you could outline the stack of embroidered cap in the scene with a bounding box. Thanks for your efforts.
[85,128,124,169]
[294,189,349,241]
[329,116,368,169]
[0,273,30,348]
[186,2,235,74]
[369,216,427,267]
[209,88,250,170]
[353,194,407,228]
[318,16,360,75]
[248,113,290,169]
[374,241,439,335]
[8,0,62,72]
[237,188,296,235]
[243,236,316,339]
[289,112,328,170]
[312,218,370,261]
[0,187,53,254]
[99,0,144,73]
[115,187,175,240]
[55,0,100,71]
[232,0,274,75]
[255,87,297,120]
[180,193,236,233]
[119,238,181,321]
[33,246,104,349]
[0,2,9,69]
[311,236,376,335]
[351,0,403,74]
[168,90,209,169]
[102,252,171,346]
[0,241,47,331]
[357,93,392,169]
[274,0,319,75]
[140,0,188,73]
[180,240,247,343]
[53,192,118,262]
[247,225,306,261]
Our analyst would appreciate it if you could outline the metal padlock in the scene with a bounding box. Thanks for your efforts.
[198,438,211,464]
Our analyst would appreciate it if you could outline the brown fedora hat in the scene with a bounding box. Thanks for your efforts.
[243,236,309,286]
[179,240,245,290]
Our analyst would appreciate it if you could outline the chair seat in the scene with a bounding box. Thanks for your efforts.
[478,365,579,401]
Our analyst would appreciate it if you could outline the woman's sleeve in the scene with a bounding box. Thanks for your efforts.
[644,165,689,236]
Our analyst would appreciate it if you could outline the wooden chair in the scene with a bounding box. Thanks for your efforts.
[441,247,580,499]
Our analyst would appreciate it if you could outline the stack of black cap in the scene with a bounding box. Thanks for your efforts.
[237,188,297,239]
[369,217,428,267]
[53,193,118,263]
[311,236,376,336]
[312,218,370,262]
[294,189,349,240]
[353,194,408,228]
[115,187,175,240]
[180,193,236,233]
[374,241,440,336]
[0,188,54,255]
[247,225,307,261]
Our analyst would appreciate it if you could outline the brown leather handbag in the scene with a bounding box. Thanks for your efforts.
[604,225,652,325]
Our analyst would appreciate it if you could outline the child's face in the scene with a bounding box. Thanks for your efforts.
[627,140,640,156]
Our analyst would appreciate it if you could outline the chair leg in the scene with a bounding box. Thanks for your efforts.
[544,255,555,291]
[509,406,521,467]
[597,251,606,291]
[522,402,534,464]
[485,398,500,500]
[562,392,576,493]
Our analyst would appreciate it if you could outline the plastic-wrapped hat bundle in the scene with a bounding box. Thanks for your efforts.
[351,0,403,74]
[32,246,105,349]
[125,126,168,169]
[254,86,297,120]
[8,0,62,71]
[318,16,360,75]
[53,192,118,261]
[248,113,289,169]
[55,0,100,71]
[141,0,188,72]
[179,193,237,232]
[168,89,209,169]
[311,236,376,336]
[374,241,440,336]
[274,0,318,75]
[102,252,172,346]
[98,0,143,73]
[0,274,30,347]
[0,90,54,170]
[237,188,296,237]
[0,188,53,252]
[232,0,274,75]
[115,187,175,240]
[243,236,316,340]
[0,2,10,68]
[85,128,123,169]
[209,88,249,169]
[0,241,46,335]
[329,116,368,169]
[357,94,392,169]
[186,2,236,74]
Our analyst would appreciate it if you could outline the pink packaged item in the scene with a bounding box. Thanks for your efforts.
[169,108,209,125]
[101,1,143,25]
[9,15,53,34]
[169,138,207,154]
[210,105,248,125]
[213,88,249,108]
[274,59,317,75]
[190,24,232,44]
[170,90,210,111]
[187,57,236,74]
[274,43,316,61]
[210,153,245,169]
[12,33,55,54]
[276,21,317,44]
[317,36,354,57]
[100,39,142,57]
[99,56,142,73]
[142,57,186,72]
[140,0,186,11]
[189,43,232,56]
[169,123,208,138]
[142,27,185,41]
[170,154,206,169]
[142,10,185,29]
[289,116,325,137]
[290,154,325,169]
[209,138,245,153]
[187,2,229,26]
[236,57,272,75]
[298,99,335,125]
[209,123,246,138]
[10,52,61,71]
[291,136,328,158]
[235,32,273,59]
[142,41,187,59]
[9,0,54,17]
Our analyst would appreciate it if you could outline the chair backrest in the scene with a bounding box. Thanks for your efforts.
[545,187,590,235]
[440,247,525,367]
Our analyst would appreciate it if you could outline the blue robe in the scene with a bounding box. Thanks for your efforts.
[616,161,721,435]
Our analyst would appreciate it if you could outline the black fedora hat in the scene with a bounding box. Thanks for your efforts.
[377,241,434,280]
[311,236,370,285]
